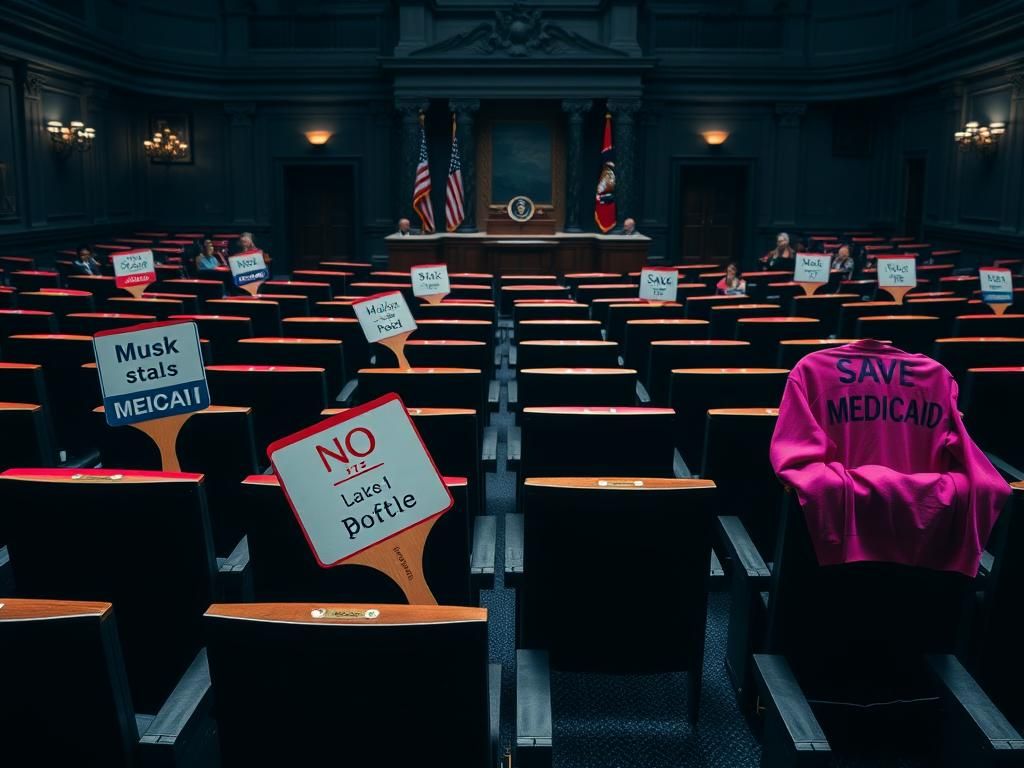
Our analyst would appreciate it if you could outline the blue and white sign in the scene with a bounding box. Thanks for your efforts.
[979,268,1013,304]
[228,249,269,287]
[93,320,210,427]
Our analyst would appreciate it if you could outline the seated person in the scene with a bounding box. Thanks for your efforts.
[397,218,414,237]
[831,243,855,278]
[195,239,226,272]
[760,232,795,269]
[71,245,102,276]
[716,262,746,295]
[620,217,638,236]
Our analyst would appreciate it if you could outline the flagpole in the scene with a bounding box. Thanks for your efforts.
[451,112,457,140]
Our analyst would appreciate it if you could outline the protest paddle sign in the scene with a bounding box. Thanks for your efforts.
[979,267,1013,315]
[876,257,917,304]
[228,249,269,296]
[111,249,156,299]
[794,254,830,295]
[639,267,678,304]
[353,290,417,369]
[410,263,451,305]
[93,320,210,471]
[268,393,454,604]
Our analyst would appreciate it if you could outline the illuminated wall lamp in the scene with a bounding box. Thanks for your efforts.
[702,130,729,146]
[305,130,332,146]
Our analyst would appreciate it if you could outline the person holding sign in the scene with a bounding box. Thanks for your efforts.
[410,263,451,305]
[353,290,418,369]
[268,394,454,604]
[716,263,747,295]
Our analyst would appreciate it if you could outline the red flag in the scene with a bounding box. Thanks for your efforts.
[594,113,617,233]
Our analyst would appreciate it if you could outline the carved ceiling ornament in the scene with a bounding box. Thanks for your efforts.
[411,2,627,59]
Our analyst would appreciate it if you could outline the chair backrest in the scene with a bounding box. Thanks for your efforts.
[418,301,496,322]
[513,301,590,324]
[964,367,1024,469]
[169,315,253,361]
[701,408,780,554]
[234,337,346,399]
[0,469,216,713]
[358,368,485,414]
[838,301,900,337]
[0,402,56,469]
[62,313,156,336]
[776,338,874,369]
[250,292,310,317]
[622,318,710,380]
[604,302,685,343]
[261,280,333,302]
[789,294,861,336]
[706,303,782,339]
[206,299,282,337]
[204,601,490,768]
[520,407,675,479]
[517,367,636,408]
[516,339,619,369]
[240,476,473,605]
[280,316,368,377]
[205,365,328,457]
[574,283,640,303]
[107,296,187,320]
[160,278,225,301]
[0,309,58,338]
[933,337,1024,390]
[683,294,750,320]
[669,368,789,470]
[520,478,716,672]
[953,313,1024,337]
[391,339,491,373]
[856,315,942,355]
[415,318,495,344]
[93,405,259,554]
[647,340,751,405]
[734,317,822,365]
[766,492,971,693]
[516,319,602,342]
[0,599,139,767]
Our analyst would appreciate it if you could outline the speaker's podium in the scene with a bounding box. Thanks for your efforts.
[387,201,649,275]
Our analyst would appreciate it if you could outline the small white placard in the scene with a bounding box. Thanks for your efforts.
[228,249,269,287]
[979,268,1013,304]
[111,249,156,290]
[410,264,451,298]
[877,257,918,288]
[639,267,678,302]
[93,320,209,426]
[353,291,417,343]
[794,254,830,285]
[268,394,454,567]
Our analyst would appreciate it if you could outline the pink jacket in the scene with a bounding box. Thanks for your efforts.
[770,339,1009,576]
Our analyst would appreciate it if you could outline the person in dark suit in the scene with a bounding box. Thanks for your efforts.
[397,218,414,236]
[71,245,102,276]
[759,232,795,270]
[620,217,638,236]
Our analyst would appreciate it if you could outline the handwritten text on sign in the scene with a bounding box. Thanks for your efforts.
[979,268,1013,304]
[353,291,417,343]
[877,258,918,288]
[111,249,156,290]
[228,249,269,287]
[93,320,210,427]
[410,264,451,298]
[639,267,678,302]
[268,394,454,567]
[794,254,830,285]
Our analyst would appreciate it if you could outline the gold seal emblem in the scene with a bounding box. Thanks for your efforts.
[506,195,536,223]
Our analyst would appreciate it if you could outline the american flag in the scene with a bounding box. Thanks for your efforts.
[413,121,435,234]
[445,116,465,232]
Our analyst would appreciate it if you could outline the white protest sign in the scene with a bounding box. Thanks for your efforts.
[111,249,156,297]
[639,267,678,302]
[228,249,269,295]
[93,320,210,427]
[410,263,451,302]
[794,254,830,285]
[979,268,1013,309]
[268,394,454,601]
[877,257,918,288]
[353,291,417,344]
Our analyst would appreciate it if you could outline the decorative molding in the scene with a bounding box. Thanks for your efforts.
[449,99,481,115]
[409,4,629,59]
[607,99,641,120]
[22,73,44,98]
[561,99,593,119]
[775,102,806,127]
[1009,69,1024,96]
[395,99,430,118]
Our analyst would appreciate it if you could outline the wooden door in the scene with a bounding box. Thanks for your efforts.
[285,165,355,271]
[680,166,745,263]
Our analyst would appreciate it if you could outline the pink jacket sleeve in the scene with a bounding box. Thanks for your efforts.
[769,371,1010,574]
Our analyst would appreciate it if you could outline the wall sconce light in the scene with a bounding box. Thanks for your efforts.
[46,120,96,155]
[305,130,332,146]
[954,120,1005,152]
[702,130,729,146]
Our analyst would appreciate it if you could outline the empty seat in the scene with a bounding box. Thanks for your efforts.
[953,313,1024,337]
[587,297,650,324]
[249,292,309,317]
[789,293,861,337]
[0,402,56,469]
[61,312,156,336]
[205,365,328,457]
[0,469,217,713]
[905,297,971,335]
[17,290,96,316]
[516,319,602,342]
[604,302,685,344]
[516,367,636,409]
[388,339,490,373]
[415,318,495,344]
[234,337,346,400]
[9,270,60,292]
[0,309,58,338]
[964,368,1024,470]
[107,296,186,320]
[169,314,253,361]
[669,368,789,470]
[261,280,333,302]
[290,269,350,295]
[358,367,486,415]
[205,299,282,336]
[707,304,783,339]
[310,299,356,318]
[159,278,225,302]
[418,300,496,322]
[734,317,822,366]
[933,337,1024,390]
[647,340,752,405]
[205,602,497,768]
[623,318,710,382]
[281,316,369,377]
[500,284,571,313]
[684,294,751,320]
[838,301,901,337]
[574,283,640,303]
[516,339,619,369]
[777,339,874,369]
[856,315,942,355]
[239,475,475,605]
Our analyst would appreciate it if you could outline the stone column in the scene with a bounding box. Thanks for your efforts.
[21,69,46,227]
[561,99,592,232]
[396,99,430,224]
[1002,71,1024,232]
[224,102,257,224]
[772,102,806,227]
[607,98,641,226]
[450,99,480,232]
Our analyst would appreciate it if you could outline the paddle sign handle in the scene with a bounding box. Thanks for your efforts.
[422,293,446,305]
[379,330,413,370]
[989,302,1011,316]
[880,286,912,305]
[124,284,148,300]
[129,412,194,472]
[342,513,441,604]
[797,282,820,296]
[239,280,263,297]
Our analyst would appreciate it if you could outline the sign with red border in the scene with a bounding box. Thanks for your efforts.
[267,394,453,568]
